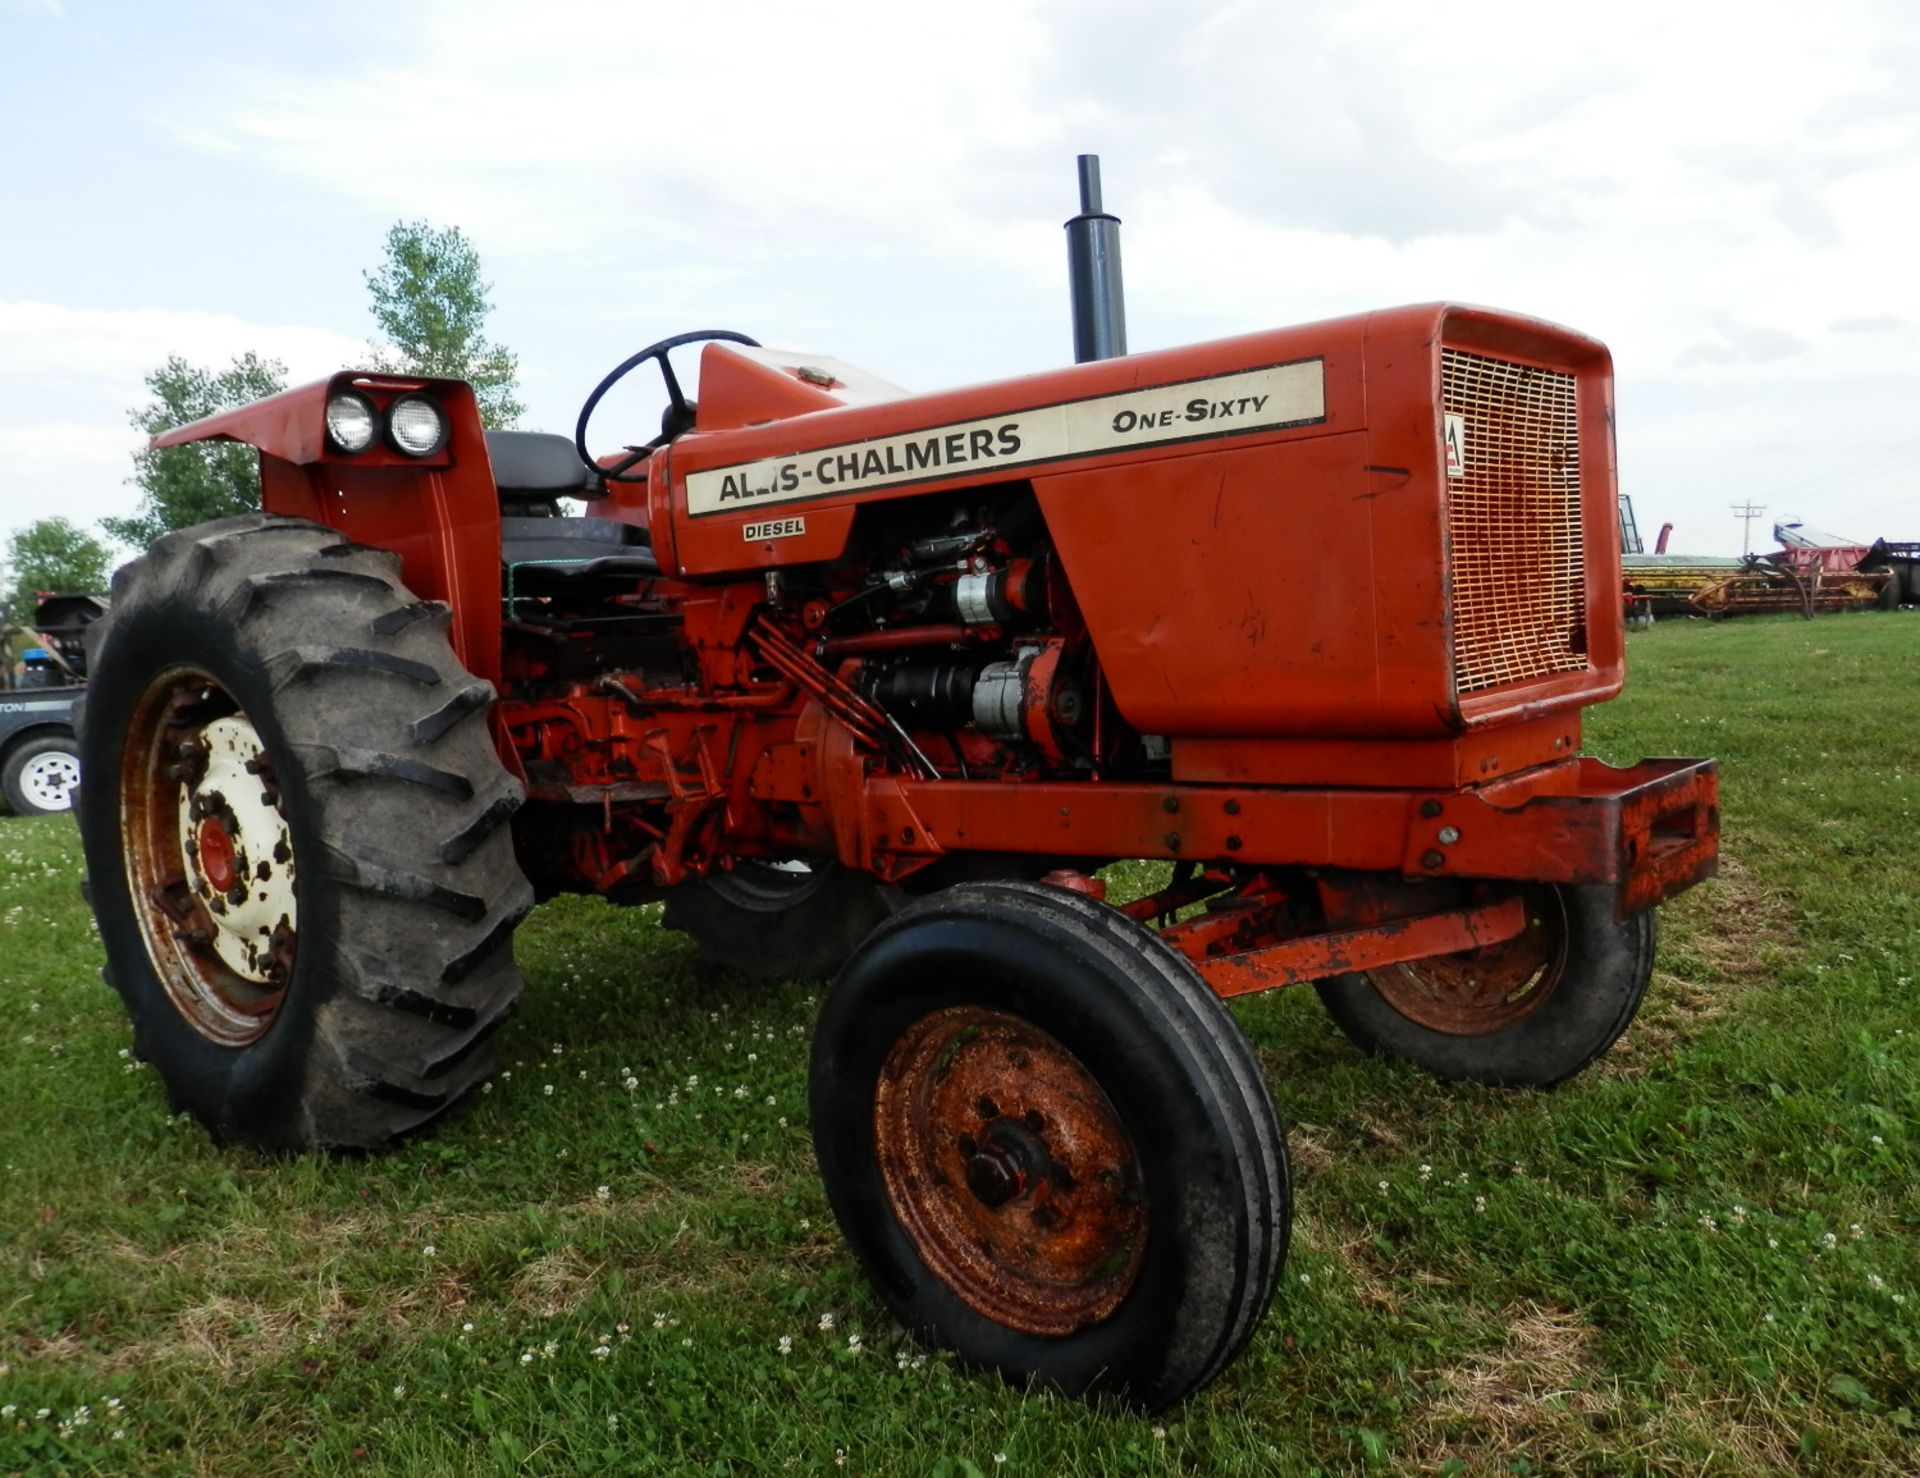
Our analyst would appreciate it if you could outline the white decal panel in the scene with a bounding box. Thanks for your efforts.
[1443,413,1466,478]
[742,517,806,542]
[684,359,1326,516]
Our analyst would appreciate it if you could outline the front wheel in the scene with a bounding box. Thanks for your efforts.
[811,881,1290,1409]
[1315,884,1655,1087]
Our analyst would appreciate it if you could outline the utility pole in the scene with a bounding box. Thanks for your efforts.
[1732,501,1767,557]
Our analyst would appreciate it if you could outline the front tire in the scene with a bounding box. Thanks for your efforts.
[1315,884,1654,1088]
[811,881,1289,1409]
[76,514,532,1150]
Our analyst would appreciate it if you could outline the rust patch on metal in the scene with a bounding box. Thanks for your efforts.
[873,1006,1147,1336]
[119,669,294,1048]
[1367,887,1562,1034]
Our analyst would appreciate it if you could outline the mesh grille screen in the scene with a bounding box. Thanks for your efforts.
[1442,348,1588,695]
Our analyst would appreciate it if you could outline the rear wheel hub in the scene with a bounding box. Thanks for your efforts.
[122,672,298,1046]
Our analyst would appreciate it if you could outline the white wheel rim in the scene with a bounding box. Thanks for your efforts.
[176,715,298,986]
[19,750,80,811]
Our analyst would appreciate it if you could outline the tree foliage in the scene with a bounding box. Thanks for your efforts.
[2,518,111,625]
[104,352,288,550]
[365,221,524,427]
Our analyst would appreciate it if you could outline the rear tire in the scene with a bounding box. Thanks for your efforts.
[76,514,532,1150]
[2,732,81,816]
[811,881,1289,1409]
[1315,884,1654,1088]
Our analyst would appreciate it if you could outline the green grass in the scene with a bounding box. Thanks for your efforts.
[3,612,1917,1475]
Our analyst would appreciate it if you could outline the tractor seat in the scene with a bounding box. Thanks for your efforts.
[500,515,659,577]
[485,430,602,501]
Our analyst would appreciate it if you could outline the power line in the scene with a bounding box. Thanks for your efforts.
[1731,501,1767,557]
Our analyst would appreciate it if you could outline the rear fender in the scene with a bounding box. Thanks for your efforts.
[152,373,503,682]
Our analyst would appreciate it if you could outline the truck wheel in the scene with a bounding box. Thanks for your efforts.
[1314,884,1654,1088]
[811,881,1289,1409]
[75,514,532,1150]
[2,733,81,816]
[662,860,899,979]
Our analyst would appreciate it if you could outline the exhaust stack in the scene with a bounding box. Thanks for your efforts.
[1065,154,1127,363]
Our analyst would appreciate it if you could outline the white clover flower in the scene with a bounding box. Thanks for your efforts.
[543,1084,555,1097]
[520,1352,534,1365]
[778,1335,793,1356]
[593,1345,612,1361]
[1823,1232,1838,1249]
[819,1312,836,1332]
[393,1384,406,1398]
[608,1414,621,1430]
[596,1186,612,1202]
[1299,1273,1310,1285]
[1474,1196,1487,1214]
[1849,1223,1864,1240]
[653,1313,668,1330]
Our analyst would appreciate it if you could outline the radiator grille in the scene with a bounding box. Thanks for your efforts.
[1442,347,1587,696]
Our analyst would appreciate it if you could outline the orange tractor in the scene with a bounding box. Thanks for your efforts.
[76,167,1716,1408]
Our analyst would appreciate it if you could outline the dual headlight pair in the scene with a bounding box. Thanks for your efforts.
[324,391,449,458]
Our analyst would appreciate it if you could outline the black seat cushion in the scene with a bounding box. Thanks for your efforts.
[500,516,659,576]
[486,430,596,497]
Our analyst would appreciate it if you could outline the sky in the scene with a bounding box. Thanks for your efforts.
[0,0,1915,559]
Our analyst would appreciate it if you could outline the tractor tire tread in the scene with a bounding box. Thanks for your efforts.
[76,514,529,1151]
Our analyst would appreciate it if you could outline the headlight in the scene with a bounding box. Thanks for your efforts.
[324,392,376,454]
[387,396,448,457]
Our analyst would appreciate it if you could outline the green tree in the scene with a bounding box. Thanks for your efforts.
[104,352,288,549]
[365,221,524,426]
[3,518,111,625]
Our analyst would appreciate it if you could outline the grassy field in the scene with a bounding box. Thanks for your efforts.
[2,613,1916,1475]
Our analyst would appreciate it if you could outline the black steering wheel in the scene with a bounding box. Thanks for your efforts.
[574,329,761,483]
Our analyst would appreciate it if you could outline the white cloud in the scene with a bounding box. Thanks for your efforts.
[0,303,367,547]
[0,301,366,393]
[14,0,1920,553]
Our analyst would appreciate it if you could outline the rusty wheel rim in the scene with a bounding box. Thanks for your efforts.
[874,1006,1148,1336]
[120,668,298,1047]
[1368,888,1565,1036]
